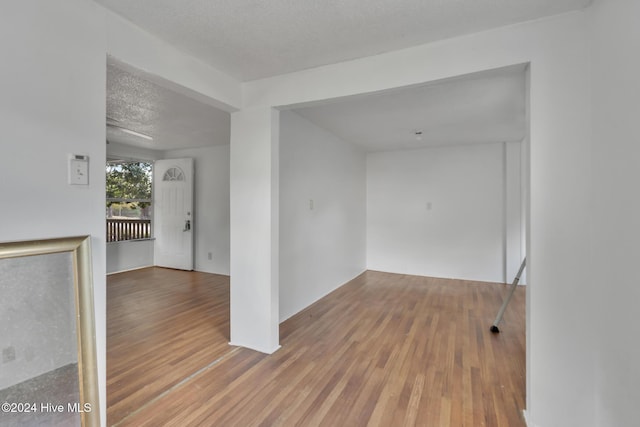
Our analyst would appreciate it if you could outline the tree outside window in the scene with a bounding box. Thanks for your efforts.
[106,161,152,241]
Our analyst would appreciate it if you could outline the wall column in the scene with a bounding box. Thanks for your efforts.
[505,140,525,284]
[229,107,280,353]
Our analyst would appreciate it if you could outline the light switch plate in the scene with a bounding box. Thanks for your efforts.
[69,154,89,185]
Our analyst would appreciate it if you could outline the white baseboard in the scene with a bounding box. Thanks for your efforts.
[106,264,153,275]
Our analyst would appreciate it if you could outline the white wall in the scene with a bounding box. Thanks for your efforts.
[524,17,594,427]
[106,240,154,274]
[0,0,107,421]
[242,11,595,427]
[229,108,280,353]
[367,142,522,283]
[279,111,366,321]
[505,141,526,283]
[590,0,640,425]
[164,145,230,275]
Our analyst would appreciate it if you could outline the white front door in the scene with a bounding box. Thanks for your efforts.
[153,158,194,270]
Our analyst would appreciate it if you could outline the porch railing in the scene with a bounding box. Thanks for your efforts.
[107,219,151,242]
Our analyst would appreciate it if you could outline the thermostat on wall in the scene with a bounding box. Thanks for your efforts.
[69,154,89,185]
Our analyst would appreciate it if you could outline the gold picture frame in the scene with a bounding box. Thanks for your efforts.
[0,236,100,426]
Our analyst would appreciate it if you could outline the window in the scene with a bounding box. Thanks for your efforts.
[162,167,185,181]
[106,161,152,242]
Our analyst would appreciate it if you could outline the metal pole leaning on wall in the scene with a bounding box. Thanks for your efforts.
[490,257,526,333]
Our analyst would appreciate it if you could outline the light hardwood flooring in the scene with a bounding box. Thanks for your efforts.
[108,268,525,426]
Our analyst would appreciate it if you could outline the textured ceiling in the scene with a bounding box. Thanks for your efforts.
[292,65,527,151]
[95,0,590,81]
[106,62,230,151]
[107,62,525,153]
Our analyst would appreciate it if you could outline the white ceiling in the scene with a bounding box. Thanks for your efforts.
[106,62,230,151]
[95,0,590,82]
[107,61,525,153]
[107,62,526,151]
[292,65,527,152]
[101,1,581,152]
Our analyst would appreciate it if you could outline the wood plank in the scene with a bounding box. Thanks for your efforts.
[108,269,526,426]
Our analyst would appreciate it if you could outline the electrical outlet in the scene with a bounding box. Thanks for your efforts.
[2,346,15,363]
[208,252,213,261]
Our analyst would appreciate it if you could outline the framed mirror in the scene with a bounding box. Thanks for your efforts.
[0,236,100,426]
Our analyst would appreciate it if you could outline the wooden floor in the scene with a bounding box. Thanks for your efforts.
[108,268,525,427]
[107,268,232,424]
